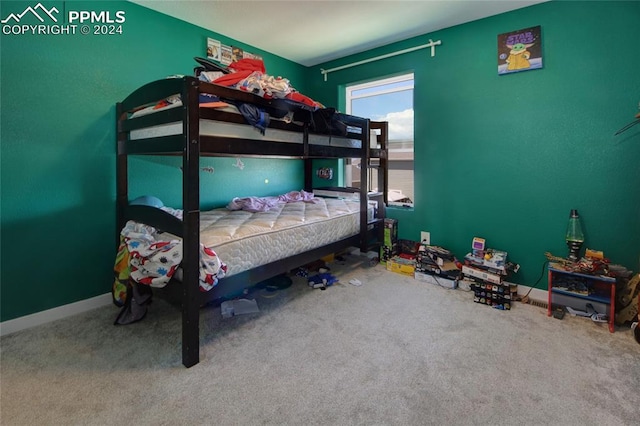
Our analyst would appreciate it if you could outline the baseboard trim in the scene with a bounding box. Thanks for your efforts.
[0,293,113,337]
[511,282,549,305]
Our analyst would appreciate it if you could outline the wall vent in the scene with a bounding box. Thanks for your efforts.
[527,298,548,309]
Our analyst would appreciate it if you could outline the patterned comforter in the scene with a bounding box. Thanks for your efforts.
[112,220,227,306]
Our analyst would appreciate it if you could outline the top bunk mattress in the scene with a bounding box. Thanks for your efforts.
[199,197,361,277]
[127,97,363,149]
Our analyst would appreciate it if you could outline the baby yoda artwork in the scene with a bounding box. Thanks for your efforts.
[498,26,542,75]
[505,42,534,71]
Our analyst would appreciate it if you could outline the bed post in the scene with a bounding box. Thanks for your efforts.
[359,118,371,252]
[182,77,201,368]
[303,124,312,191]
[115,102,128,249]
[304,158,313,192]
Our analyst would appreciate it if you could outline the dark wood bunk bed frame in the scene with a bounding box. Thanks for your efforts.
[116,76,388,367]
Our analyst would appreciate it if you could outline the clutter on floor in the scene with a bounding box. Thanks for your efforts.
[307,272,339,290]
[221,298,260,318]
[462,237,519,310]
[415,244,461,289]
[255,274,293,292]
[220,213,639,342]
[615,273,639,326]
[565,305,608,323]
[545,248,637,334]
[348,279,362,286]
[380,218,398,265]
[376,215,638,340]
[552,306,566,319]
[386,255,417,277]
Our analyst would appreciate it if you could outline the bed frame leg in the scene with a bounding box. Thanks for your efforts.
[182,305,200,368]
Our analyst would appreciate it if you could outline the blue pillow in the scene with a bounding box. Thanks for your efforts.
[130,195,164,208]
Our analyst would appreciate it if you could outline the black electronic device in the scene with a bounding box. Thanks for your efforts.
[194,56,230,74]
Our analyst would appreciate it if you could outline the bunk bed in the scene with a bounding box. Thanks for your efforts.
[116,76,388,367]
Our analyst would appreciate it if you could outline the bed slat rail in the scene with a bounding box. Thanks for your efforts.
[308,145,362,158]
[200,136,305,157]
[156,234,362,306]
[314,186,361,194]
[125,134,186,155]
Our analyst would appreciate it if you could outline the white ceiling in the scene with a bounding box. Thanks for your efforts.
[132,0,548,67]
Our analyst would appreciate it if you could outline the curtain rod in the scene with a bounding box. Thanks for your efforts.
[320,39,441,82]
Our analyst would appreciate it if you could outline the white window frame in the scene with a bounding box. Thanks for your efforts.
[345,73,415,207]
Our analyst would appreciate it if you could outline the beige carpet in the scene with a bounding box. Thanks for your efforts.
[1,255,638,425]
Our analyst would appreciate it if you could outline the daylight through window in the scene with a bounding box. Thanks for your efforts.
[346,73,414,206]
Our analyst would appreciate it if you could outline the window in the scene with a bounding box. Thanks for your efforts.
[346,73,414,206]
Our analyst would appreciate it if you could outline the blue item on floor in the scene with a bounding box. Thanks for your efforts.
[308,273,338,287]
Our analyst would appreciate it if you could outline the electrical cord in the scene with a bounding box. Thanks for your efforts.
[418,255,458,290]
[520,260,549,301]
[431,273,456,290]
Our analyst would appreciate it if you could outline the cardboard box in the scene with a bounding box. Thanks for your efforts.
[386,256,415,277]
[464,249,508,272]
[399,239,420,256]
[321,253,335,263]
[462,265,502,284]
[380,244,399,265]
[415,272,457,289]
[384,218,398,246]
[416,259,460,277]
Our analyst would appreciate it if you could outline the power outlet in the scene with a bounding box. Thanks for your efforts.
[421,231,430,245]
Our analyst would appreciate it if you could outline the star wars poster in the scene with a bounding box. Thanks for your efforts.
[498,26,542,75]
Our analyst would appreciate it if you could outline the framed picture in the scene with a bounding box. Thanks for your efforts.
[206,37,221,62]
[220,45,233,65]
[498,25,542,75]
[231,46,244,63]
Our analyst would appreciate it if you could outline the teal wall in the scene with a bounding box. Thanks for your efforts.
[0,1,306,321]
[306,0,640,288]
[2,1,639,322]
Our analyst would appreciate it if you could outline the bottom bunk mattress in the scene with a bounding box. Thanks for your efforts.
[198,196,361,277]
[114,196,364,305]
